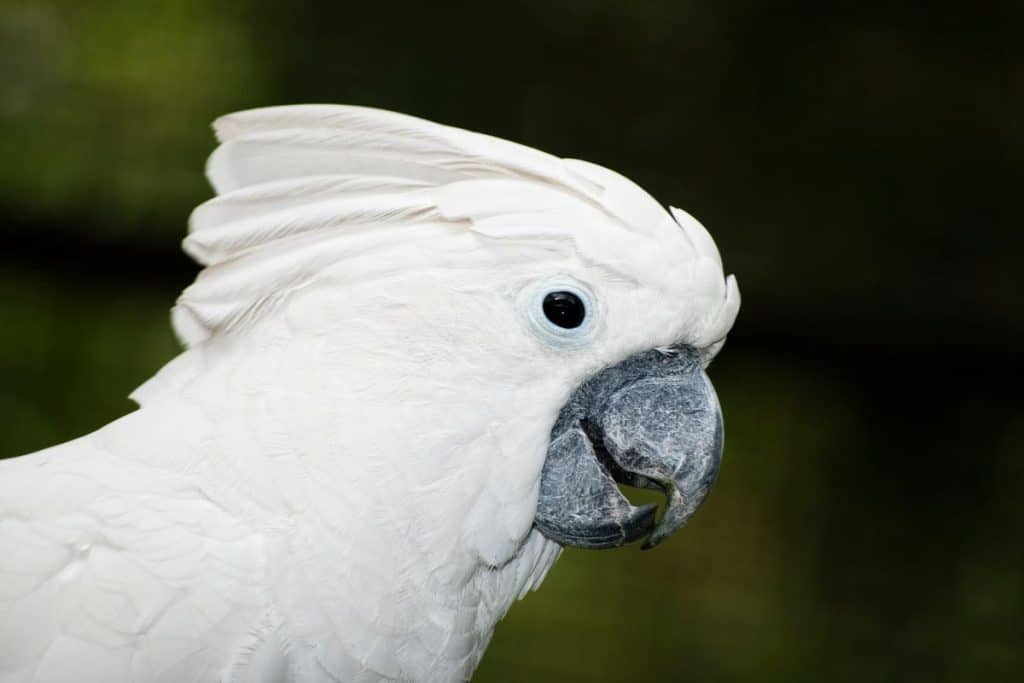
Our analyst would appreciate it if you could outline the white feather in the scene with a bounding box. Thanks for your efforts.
[180,105,736,349]
[2,105,739,683]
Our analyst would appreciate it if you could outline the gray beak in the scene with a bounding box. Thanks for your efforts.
[534,346,724,550]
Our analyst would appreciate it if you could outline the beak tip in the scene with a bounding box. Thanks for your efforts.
[639,516,684,551]
[639,486,704,550]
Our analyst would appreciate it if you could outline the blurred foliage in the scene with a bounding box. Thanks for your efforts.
[1,0,1022,681]
[0,0,268,234]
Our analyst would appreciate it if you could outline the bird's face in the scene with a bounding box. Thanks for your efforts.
[496,257,729,550]
[306,212,735,553]
[176,105,739,556]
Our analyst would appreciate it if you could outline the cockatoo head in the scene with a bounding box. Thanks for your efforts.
[167,106,739,559]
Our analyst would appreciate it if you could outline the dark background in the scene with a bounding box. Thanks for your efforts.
[2,1,1021,680]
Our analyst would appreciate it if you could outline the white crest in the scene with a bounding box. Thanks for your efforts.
[174,105,739,348]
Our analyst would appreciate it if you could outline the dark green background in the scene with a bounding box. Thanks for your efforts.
[2,2,1021,680]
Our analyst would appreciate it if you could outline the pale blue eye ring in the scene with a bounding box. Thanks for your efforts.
[519,277,599,349]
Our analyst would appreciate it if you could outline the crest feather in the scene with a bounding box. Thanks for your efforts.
[174,105,738,348]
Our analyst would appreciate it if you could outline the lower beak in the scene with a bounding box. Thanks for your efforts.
[534,346,724,550]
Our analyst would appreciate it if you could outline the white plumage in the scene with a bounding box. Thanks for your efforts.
[0,106,738,682]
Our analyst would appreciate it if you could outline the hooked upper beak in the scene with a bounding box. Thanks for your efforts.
[534,346,724,550]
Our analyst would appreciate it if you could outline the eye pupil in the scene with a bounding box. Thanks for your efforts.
[542,291,586,329]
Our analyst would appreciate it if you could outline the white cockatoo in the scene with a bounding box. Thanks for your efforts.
[0,106,739,683]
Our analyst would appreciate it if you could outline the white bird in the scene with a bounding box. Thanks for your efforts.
[0,105,739,682]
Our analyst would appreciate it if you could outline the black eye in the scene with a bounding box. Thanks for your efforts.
[542,291,586,329]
